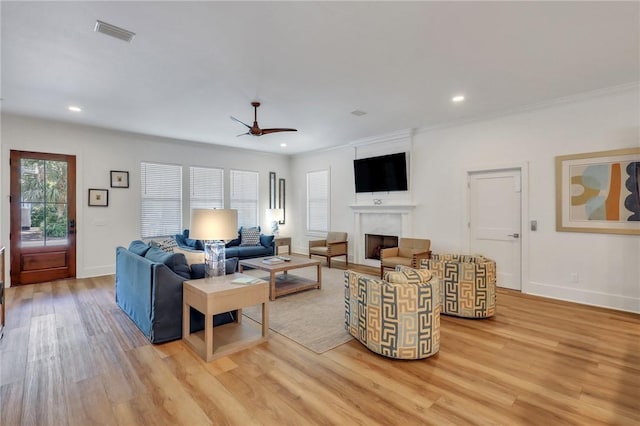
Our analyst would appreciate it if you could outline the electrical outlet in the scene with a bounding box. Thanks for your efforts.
[570,272,579,283]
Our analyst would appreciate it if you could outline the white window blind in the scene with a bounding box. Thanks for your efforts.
[230,170,258,228]
[190,166,223,211]
[140,162,182,238]
[307,169,329,233]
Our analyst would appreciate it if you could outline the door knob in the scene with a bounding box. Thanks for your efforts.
[508,233,520,238]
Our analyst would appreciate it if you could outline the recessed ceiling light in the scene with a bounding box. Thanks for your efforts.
[452,95,465,103]
[280,143,287,148]
[351,109,367,117]
[68,106,82,112]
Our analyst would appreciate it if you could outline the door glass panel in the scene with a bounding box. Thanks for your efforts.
[20,159,69,247]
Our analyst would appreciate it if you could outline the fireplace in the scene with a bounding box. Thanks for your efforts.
[365,234,398,260]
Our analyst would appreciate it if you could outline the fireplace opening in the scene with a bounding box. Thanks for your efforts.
[365,234,399,260]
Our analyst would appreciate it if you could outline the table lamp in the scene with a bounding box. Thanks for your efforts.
[266,208,284,236]
[190,209,238,277]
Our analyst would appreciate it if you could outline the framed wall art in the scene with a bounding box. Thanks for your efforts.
[88,188,109,207]
[555,147,639,235]
[269,172,276,208]
[110,170,129,188]
[278,178,286,224]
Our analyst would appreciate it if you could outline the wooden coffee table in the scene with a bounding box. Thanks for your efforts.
[183,273,269,362]
[239,256,322,301]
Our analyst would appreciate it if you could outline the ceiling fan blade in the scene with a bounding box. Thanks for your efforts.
[230,116,251,129]
[236,132,250,137]
[260,128,298,135]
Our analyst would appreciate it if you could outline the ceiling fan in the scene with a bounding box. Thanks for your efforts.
[231,102,297,137]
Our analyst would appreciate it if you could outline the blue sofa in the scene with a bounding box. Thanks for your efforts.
[175,228,275,260]
[115,240,236,344]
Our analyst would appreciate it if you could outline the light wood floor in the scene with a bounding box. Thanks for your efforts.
[1,268,639,425]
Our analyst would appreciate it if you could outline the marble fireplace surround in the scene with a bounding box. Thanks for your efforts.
[349,204,416,267]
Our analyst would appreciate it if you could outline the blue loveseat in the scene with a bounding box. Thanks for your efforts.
[115,240,236,343]
[175,228,275,260]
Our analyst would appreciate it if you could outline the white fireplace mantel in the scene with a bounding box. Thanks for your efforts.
[349,204,416,214]
[350,204,416,266]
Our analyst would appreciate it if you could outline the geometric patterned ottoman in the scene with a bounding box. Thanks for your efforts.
[344,267,441,359]
[420,254,496,319]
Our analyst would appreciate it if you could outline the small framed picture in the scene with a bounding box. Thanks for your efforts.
[88,188,109,207]
[110,170,129,188]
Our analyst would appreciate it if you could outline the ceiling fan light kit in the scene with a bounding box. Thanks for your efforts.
[231,102,297,137]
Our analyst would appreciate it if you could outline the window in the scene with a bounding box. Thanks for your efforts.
[307,169,329,233]
[140,162,182,238]
[190,166,223,211]
[230,170,258,228]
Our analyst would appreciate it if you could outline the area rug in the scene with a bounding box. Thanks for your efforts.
[241,261,360,354]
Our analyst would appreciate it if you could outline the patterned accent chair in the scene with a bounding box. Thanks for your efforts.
[309,232,348,268]
[420,254,496,319]
[344,267,441,359]
[379,237,432,278]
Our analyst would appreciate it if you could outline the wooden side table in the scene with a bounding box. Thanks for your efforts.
[274,236,292,255]
[183,273,269,362]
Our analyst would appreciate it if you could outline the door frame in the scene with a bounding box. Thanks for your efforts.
[465,162,529,294]
[9,150,77,285]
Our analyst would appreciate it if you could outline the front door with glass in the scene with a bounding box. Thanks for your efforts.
[10,150,77,285]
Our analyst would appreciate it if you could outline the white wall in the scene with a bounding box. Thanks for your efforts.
[291,86,640,313]
[1,114,291,282]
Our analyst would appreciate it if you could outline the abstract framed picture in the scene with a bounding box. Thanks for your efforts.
[88,188,109,207]
[555,147,640,235]
[110,170,129,188]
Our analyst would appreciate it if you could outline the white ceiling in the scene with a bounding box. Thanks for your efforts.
[2,1,639,154]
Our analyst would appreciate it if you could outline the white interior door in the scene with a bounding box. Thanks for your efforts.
[468,169,522,290]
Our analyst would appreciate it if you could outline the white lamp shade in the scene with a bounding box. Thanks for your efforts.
[190,209,238,241]
[266,208,284,222]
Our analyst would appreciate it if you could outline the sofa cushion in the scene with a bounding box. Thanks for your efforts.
[182,229,204,250]
[235,245,270,257]
[150,237,177,253]
[225,246,240,258]
[225,237,241,248]
[173,247,205,266]
[240,227,261,246]
[175,232,188,248]
[260,234,274,248]
[190,257,239,279]
[128,240,151,257]
[144,247,191,279]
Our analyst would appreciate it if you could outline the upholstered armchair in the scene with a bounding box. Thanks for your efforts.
[344,266,441,360]
[380,238,432,278]
[309,232,348,268]
[421,254,496,319]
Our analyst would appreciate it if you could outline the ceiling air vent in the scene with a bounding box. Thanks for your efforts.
[94,20,136,43]
[351,109,367,117]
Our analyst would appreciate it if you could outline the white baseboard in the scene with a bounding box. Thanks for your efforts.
[525,281,640,314]
[79,265,114,279]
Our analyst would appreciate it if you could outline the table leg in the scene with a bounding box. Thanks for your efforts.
[317,263,322,289]
[205,312,214,362]
[182,300,190,338]
[270,272,276,301]
[262,301,269,338]
[239,264,244,273]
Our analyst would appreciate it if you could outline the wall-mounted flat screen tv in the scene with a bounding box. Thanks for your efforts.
[353,152,408,193]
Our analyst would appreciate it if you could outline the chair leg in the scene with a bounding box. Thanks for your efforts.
[327,256,331,268]
[380,265,384,279]
[345,254,348,268]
